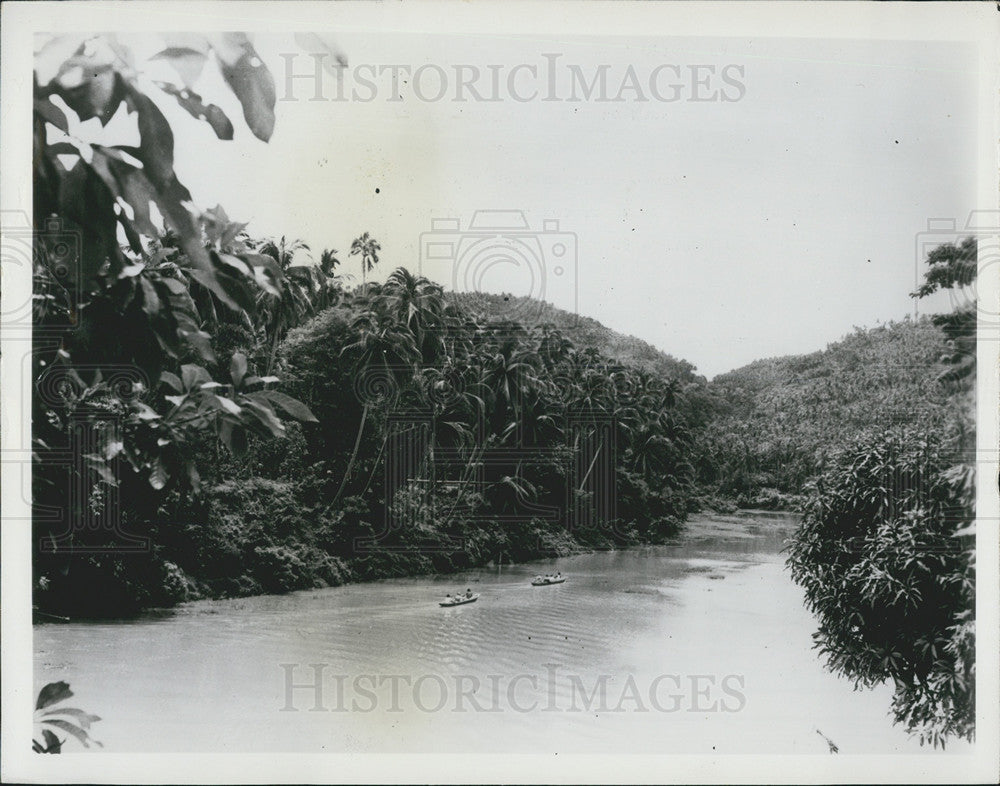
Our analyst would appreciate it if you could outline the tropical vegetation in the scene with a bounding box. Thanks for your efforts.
[785,237,977,748]
[25,32,978,750]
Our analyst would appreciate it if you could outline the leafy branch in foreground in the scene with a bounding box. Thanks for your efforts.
[32,35,320,616]
[32,34,319,494]
[33,682,101,753]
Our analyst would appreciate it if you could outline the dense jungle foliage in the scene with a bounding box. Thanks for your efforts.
[26,33,978,749]
[33,263,703,614]
[696,315,970,509]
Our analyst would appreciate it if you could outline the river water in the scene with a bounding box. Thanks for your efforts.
[34,511,967,754]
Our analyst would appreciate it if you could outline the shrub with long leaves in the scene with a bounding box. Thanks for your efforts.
[786,427,975,747]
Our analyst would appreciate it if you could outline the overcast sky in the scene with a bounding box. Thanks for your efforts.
[142,32,978,378]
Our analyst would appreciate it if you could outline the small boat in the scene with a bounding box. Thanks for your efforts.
[531,575,566,586]
[439,594,479,607]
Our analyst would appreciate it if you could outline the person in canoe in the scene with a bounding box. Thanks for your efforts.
[465,588,473,598]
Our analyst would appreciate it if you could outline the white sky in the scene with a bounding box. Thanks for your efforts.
[149,33,978,378]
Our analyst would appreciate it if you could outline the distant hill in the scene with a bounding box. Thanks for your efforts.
[448,292,703,383]
[711,316,955,431]
[438,292,970,510]
[697,315,970,504]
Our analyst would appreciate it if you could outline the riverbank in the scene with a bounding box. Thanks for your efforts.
[34,510,794,623]
[36,508,962,755]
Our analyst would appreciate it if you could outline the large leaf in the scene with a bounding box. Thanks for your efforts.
[219,254,250,276]
[255,389,318,422]
[242,252,283,277]
[230,352,247,387]
[120,87,216,277]
[123,83,175,186]
[52,65,125,125]
[155,81,234,140]
[34,97,69,132]
[189,261,254,314]
[40,729,62,753]
[240,399,285,438]
[138,276,161,318]
[213,395,242,416]
[132,402,162,421]
[217,44,276,142]
[41,708,102,730]
[36,681,73,710]
[160,33,211,56]
[43,719,97,749]
[150,47,209,89]
[104,153,160,237]
[180,364,212,391]
[159,371,183,392]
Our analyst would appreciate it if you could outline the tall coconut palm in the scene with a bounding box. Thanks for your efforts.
[312,248,344,311]
[319,248,341,277]
[333,309,420,502]
[350,232,381,289]
[480,330,543,443]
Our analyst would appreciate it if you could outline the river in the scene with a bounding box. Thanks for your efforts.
[34,511,966,754]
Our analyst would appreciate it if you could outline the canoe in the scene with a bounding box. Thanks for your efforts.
[439,594,479,607]
[531,576,566,586]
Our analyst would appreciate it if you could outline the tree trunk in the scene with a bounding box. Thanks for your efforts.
[333,403,368,503]
[266,317,283,375]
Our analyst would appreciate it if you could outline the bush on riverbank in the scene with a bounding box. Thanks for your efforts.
[734,487,806,511]
[786,427,975,748]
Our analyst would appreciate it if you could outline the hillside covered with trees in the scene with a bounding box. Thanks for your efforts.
[28,32,977,751]
[33,252,708,615]
[32,248,971,617]
[694,315,970,509]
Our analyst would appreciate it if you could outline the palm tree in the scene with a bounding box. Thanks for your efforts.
[350,232,381,289]
[313,248,344,311]
[333,309,420,502]
[479,327,543,443]
[253,236,314,373]
[319,248,341,277]
[380,267,447,361]
[257,235,309,271]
